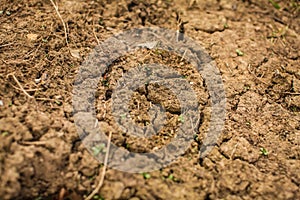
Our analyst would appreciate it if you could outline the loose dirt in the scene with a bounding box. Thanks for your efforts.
[0,0,299,199]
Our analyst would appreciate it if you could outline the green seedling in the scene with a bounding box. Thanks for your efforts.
[120,114,127,119]
[168,174,174,180]
[93,194,104,200]
[88,175,96,180]
[290,106,299,112]
[91,143,106,156]
[244,85,250,91]
[55,100,62,106]
[142,172,151,179]
[269,0,280,9]
[260,147,268,156]
[102,79,109,87]
[98,18,104,26]
[194,134,199,142]
[154,49,163,55]
[236,49,244,56]
[178,115,184,123]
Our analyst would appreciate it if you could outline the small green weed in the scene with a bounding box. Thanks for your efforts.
[142,172,151,179]
[93,194,105,200]
[178,115,184,123]
[91,143,106,156]
[260,147,268,156]
[120,114,127,119]
[269,0,281,9]
[236,49,244,56]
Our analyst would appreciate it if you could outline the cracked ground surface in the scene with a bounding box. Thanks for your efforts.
[0,0,299,199]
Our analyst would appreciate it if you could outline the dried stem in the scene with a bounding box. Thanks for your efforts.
[85,131,112,200]
[93,19,100,45]
[49,0,69,48]
[7,73,34,99]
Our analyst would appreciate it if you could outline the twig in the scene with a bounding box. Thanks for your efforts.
[7,73,34,99]
[0,42,14,48]
[230,142,239,159]
[180,49,187,61]
[85,131,112,200]
[247,64,268,85]
[20,141,49,145]
[93,19,100,45]
[283,92,300,95]
[49,0,69,48]
[7,73,59,102]
[9,83,42,92]
[58,188,66,200]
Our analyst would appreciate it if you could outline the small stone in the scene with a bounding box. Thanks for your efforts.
[26,33,39,42]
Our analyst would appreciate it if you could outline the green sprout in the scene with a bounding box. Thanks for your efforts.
[142,172,151,179]
[244,85,250,91]
[168,174,174,180]
[290,106,299,112]
[178,115,184,123]
[236,49,244,56]
[269,0,281,9]
[93,194,104,200]
[91,143,106,156]
[260,147,269,156]
[120,114,127,119]
[55,100,62,106]
[102,79,109,87]
[98,18,104,26]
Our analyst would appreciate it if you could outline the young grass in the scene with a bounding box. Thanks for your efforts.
[178,115,184,123]
[269,0,281,9]
[260,147,269,156]
[142,172,151,179]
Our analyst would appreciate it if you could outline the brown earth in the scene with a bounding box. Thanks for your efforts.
[0,0,299,199]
